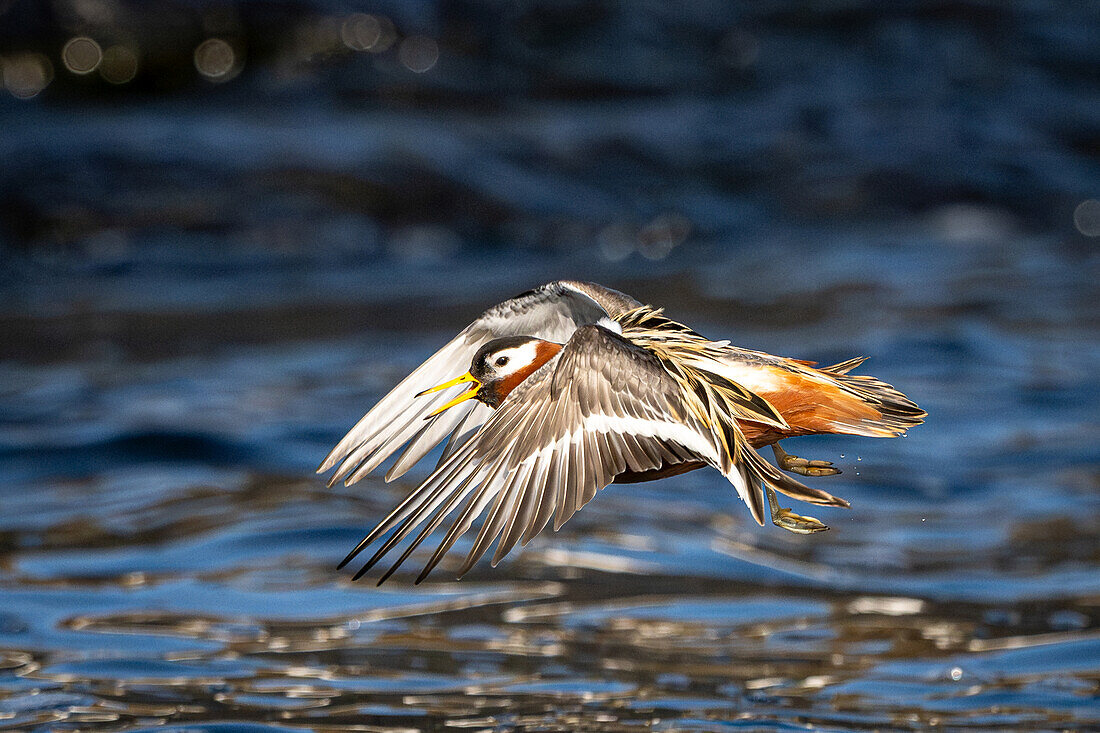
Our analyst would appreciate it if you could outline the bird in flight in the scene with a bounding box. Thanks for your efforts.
[319,281,925,583]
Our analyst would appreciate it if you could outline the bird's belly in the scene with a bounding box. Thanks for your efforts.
[738,420,787,448]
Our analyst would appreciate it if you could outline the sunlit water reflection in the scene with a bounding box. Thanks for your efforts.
[2,240,1097,730]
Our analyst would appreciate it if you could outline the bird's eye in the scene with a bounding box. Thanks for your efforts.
[495,356,509,367]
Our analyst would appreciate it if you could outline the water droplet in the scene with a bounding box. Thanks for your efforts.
[950,667,963,681]
[839,454,845,459]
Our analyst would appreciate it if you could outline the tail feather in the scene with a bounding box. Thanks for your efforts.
[822,356,867,375]
[827,366,926,437]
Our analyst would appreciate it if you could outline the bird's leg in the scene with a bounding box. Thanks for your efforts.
[765,482,829,534]
[772,443,840,477]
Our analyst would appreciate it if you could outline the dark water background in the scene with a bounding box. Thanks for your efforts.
[2,1,1099,730]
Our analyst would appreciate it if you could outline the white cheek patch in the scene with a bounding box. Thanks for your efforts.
[495,342,541,377]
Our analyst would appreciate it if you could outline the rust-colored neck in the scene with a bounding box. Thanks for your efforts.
[486,340,563,406]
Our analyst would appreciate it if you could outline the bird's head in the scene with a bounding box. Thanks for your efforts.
[418,336,563,414]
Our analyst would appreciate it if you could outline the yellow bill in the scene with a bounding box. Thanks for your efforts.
[418,372,481,418]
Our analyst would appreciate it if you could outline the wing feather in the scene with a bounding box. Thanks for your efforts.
[523,432,563,545]
[438,402,493,463]
[343,324,726,581]
[319,282,618,486]
[374,463,489,584]
[492,459,539,565]
[386,404,474,481]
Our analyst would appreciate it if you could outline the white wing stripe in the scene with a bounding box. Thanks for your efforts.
[576,414,721,465]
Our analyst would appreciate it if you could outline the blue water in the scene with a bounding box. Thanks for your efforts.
[2,1,1099,730]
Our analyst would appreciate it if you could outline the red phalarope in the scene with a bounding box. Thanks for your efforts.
[319,281,925,583]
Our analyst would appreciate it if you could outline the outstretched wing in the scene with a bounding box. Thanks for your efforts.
[340,324,750,584]
[318,282,624,487]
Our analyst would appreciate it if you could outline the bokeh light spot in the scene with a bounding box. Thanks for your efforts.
[341,14,382,51]
[71,0,114,25]
[398,36,439,73]
[194,38,239,82]
[2,53,53,99]
[99,45,138,84]
[639,213,691,260]
[62,37,103,75]
[1073,199,1100,237]
[597,222,636,262]
[367,16,396,53]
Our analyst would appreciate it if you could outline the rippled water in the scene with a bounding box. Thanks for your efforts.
[3,246,1097,730]
[3,1,1099,731]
